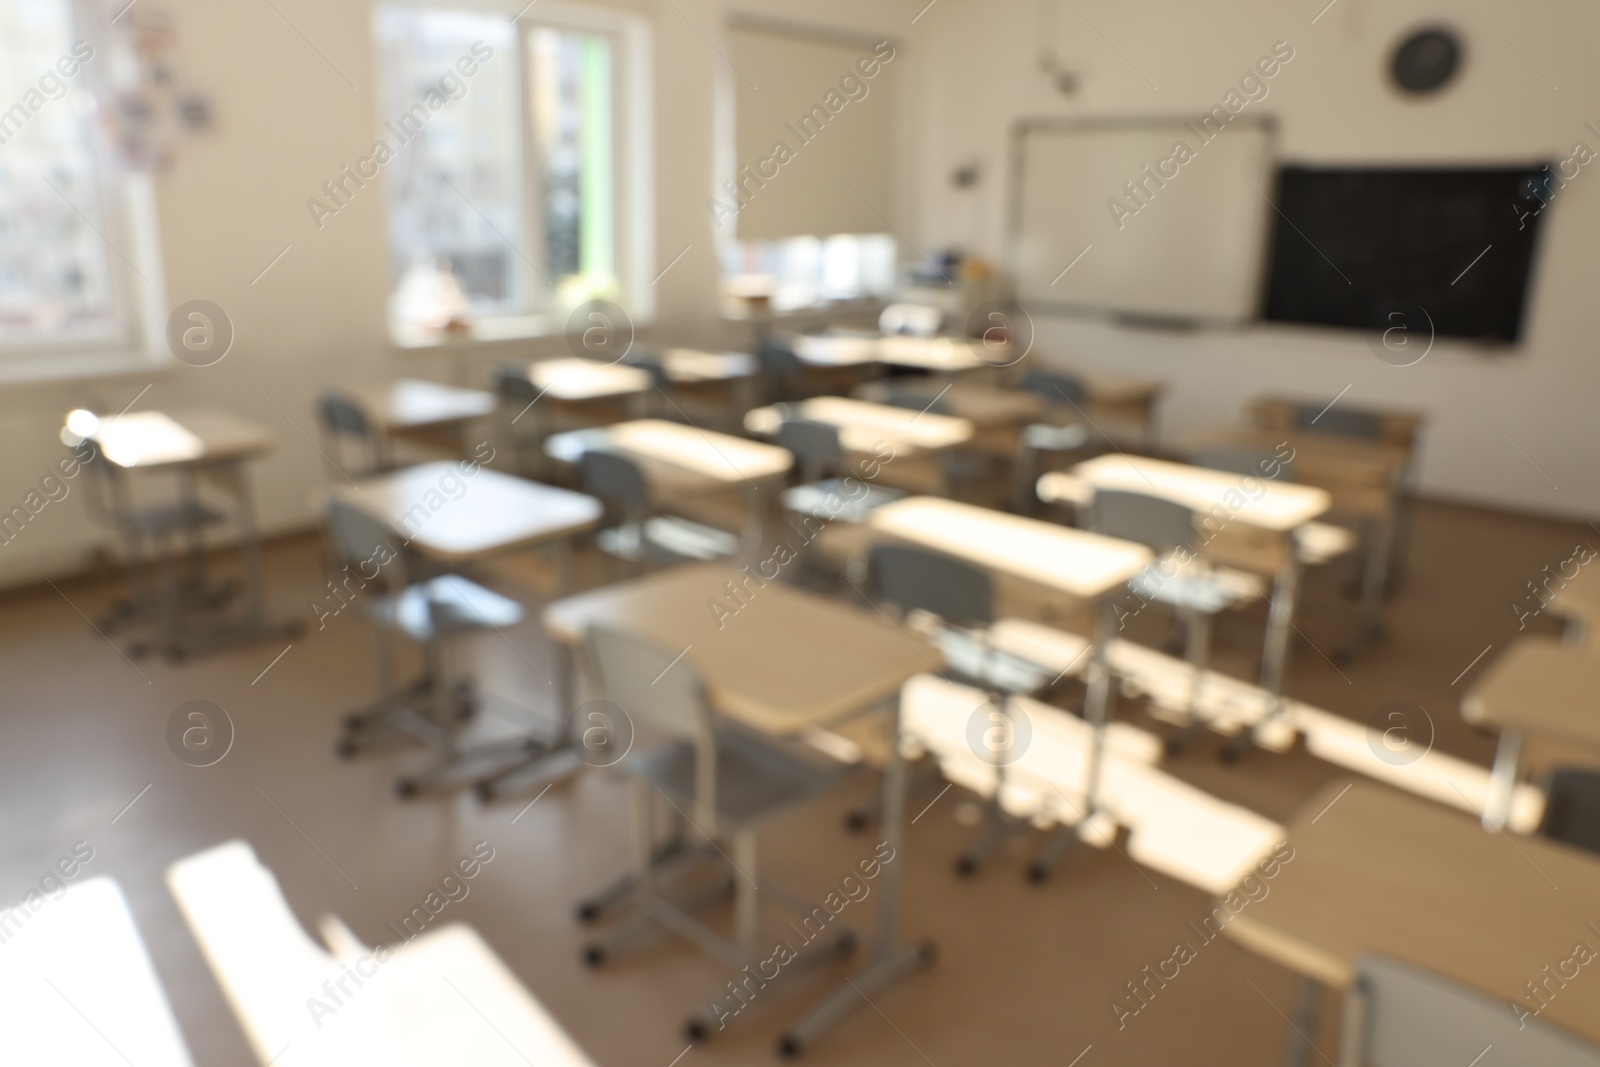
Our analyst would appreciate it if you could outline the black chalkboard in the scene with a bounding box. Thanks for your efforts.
[1262,165,1550,344]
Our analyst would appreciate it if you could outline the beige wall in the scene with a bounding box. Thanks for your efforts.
[909,0,1600,520]
[0,0,921,588]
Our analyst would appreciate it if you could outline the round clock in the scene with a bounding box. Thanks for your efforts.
[1391,27,1463,95]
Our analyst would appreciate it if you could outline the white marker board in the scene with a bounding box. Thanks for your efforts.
[1010,117,1275,326]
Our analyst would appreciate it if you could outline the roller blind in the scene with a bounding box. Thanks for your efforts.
[727,25,896,241]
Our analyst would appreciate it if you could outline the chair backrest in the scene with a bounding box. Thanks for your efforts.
[1090,488,1195,555]
[776,417,844,483]
[877,386,949,416]
[317,392,370,438]
[1190,444,1297,483]
[1292,403,1385,440]
[586,624,718,826]
[1020,370,1087,407]
[757,339,803,376]
[493,362,541,404]
[1348,953,1600,1067]
[324,498,407,588]
[579,448,649,512]
[623,349,671,389]
[586,625,710,741]
[317,392,385,475]
[867,543,993,628]
[1539,766,1600,857]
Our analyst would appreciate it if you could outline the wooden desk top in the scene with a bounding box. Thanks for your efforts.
[333,462,602,562]
[853,381,1044,428]
[92,407,273,470]
[1189,427,1406,517]
[1223,781,1600,1043]
[791,332,882,367]
[529,358,653,401]
[582,419,792,486]
[1546,562,1600,627]
[869,497,1152,600]
[1072,455,1331,532]
[1462,637,1600,748]
[1249,395,1426,449]
[745,396,975,454]
[660,348,757,382]
[876,335,988,372]
[355,379,497,430]
[543,563,937,734]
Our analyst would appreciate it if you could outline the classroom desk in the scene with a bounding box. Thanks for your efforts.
[1033,365,1166,447]
[1546,561,1600,649]
[866,496,1151,874]
[542,419,792,553]
[658,347,758,383]
[330,462,603,565]
[1189,426,1407,658]
[90,406,298,659]
[1063,455,1332,732]
[790,331,883,368]
[331,463,602,791]
[1462,637,1600,829]
[852,379,1044,460]
[356,379,498,432]
[745,396,974,455]
[1248,395,1426,586]
[539,563,940,1053]
[0,876,194,1066]
[1223,782,1600,1065]
[528,358,655,402]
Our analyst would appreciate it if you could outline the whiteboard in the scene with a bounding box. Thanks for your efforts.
[1010,117,1276,325]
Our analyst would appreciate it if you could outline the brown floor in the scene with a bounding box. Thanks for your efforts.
[0,494,1585,1066]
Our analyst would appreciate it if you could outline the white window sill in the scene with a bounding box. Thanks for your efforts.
[389,315,558,351]
[0,348,174,386]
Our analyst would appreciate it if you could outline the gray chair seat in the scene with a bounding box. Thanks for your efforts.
[630,727,846,830]
[1020,422,1092,452]
[122,500,227,537]
[370,575,523,641]
[934,627,1059,694]
[781,479,906,524]
[1128,566,1244,614]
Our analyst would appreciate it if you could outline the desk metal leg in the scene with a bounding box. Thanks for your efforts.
[1336,479,1400,663]
[1281,975,1324,1067]
[1224,551,1302,762]
[778,691,935,1058]
[1028,599,1117,881]
[474,640,586,800]
[1483,728,1523,831]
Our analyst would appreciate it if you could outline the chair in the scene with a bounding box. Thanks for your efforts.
[1015,371,1094,512]
[317,392,388,477]
[1538,766,1600,857]
[324,498,525,798]
[76,439,232,658]
[866,544,1056,874]
[756,339,808,404]
[490,362,549,476]
[579,448,735,572]
[579,625,853,1029]
[777,417,906,528]
[1342,953,1600,1066]
[1292,403,1385,441]
[1089,489,1259,756]
[1189,444,1297,483]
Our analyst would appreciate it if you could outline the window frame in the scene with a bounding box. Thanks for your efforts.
[0,0,168,384]
[377,0,654,349]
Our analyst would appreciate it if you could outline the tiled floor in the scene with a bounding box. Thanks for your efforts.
[0,495,1585,1066]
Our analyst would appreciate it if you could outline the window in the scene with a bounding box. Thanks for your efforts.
[0,0,162,377]
[375,2,650,345]
[721,233,897,313]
